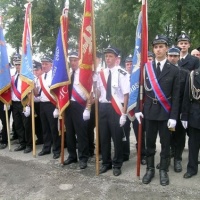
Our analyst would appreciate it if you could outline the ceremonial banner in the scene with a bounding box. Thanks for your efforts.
[20,3,34,106]
[50,7,70,116]
[79,0,93,98]
[0,21,11,104]
[127,11,142,121]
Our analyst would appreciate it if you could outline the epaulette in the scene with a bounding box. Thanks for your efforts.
[118,68,127,76]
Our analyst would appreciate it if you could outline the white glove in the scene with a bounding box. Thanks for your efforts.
[119,113,127,127]
[83,109,90,121]
[167,119,176,129]
[3,104,10,111]
[53,108,59,118]
[181,121,188,129]
[135,112,144,124]
[23,106,30,117]
[93,73,98,82]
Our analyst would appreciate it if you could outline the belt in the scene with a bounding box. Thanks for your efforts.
[146,94,171,104]
[192,99,200,104]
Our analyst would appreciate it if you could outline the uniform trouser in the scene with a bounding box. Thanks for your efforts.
[132,119,146,157]
[0,101,10,144]
[123,119,131,159]
[145,119,171,158]
[12,101,32,147]
[40,102,60,154]
[99,103,123,168]
[170,119,186,160]
[186,126,200,175]
[34,102,43,143]
[87,104,95,156]
[64,101,89,162]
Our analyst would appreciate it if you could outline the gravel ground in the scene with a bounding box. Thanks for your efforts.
[0,121,200,199]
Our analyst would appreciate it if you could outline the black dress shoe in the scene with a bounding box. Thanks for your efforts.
[142,169,155,184]
[38,150,51,156]
[183,172,196,179]
[53,154,60,159]
[14,145,26,151]
[99,165,112,174]
[24,147,32,153]
[174,160,182,172]
[0,143,7,149]
[113,168,121,176]
[63,158,77,165]
[79,161,87,169]
[160,170,169,186]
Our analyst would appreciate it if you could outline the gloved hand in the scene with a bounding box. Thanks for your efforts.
[135,112,144,124]
[23,106,30,117]
[181,121,188,129]
[83,109,90,121]
[167,119,176,129]
[119,113,127,127]
[53,108,59,118]
[3,104,10,111]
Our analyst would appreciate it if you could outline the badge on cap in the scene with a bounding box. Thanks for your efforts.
[155,35,159,39]
[182,34,185,38]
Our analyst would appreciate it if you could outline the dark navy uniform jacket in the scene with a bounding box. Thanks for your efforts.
[135,60,180,121]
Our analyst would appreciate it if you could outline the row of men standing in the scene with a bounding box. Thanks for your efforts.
[1,32,200,182]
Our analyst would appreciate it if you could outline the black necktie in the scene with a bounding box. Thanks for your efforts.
[15,74,19,88]
[69,71,75,99]
[156,62,161,78]
[106,70,112,101]
[181,58,184,62]
[44,73,47,80]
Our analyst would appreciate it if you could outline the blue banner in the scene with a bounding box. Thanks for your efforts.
[0,26,11,92]
[50,20,70,115]
[127,11,142,120]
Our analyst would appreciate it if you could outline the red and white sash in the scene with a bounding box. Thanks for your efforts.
[145,62,171,113]
[72,88,86,107]
[11,76,21,100]
[39,77,57,106]
[100,70,123,116]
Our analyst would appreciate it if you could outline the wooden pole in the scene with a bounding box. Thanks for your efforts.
[5,105,11,151]
[91,0,99,176]
[60,115,65,165]
[31,92,36,157]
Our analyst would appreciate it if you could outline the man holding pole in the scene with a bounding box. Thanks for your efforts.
[95,46,129,176]
[11,57,32,153]
[135,35,180,186]
[36,56,60,159]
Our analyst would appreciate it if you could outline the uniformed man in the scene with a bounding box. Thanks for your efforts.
[36,56,61,159]
[123,55,147,164]
[167,46,189,172]
[95,46,130,176]
[11,56,32,153]
[177,32,199,71]
[33,60,43,145]
[63,52,89,169]
[181,65,200,178]
[135,35,180,186]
